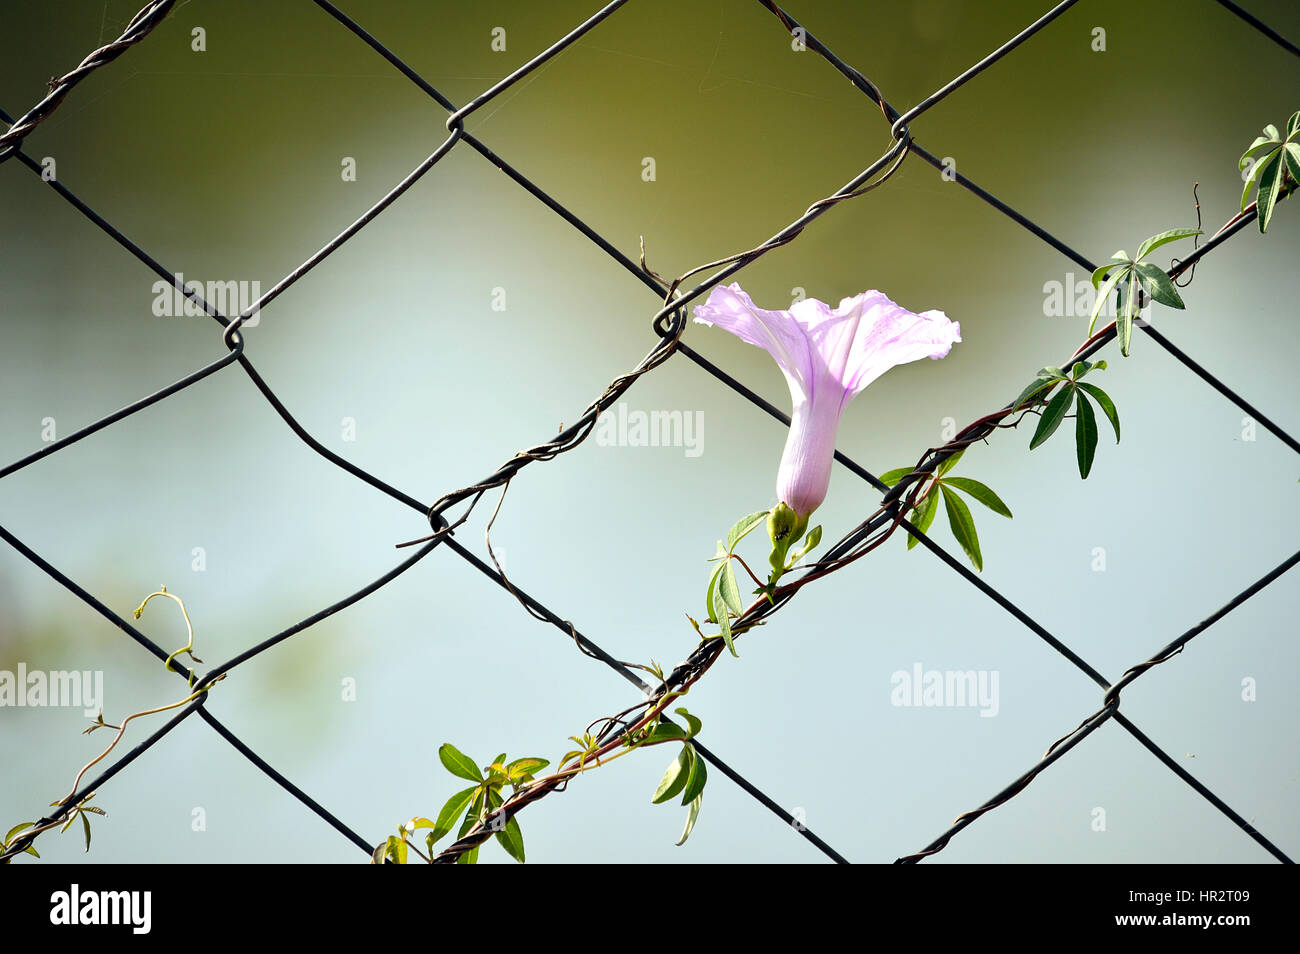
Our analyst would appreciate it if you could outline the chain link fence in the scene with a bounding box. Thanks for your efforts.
[1,0,1296,863]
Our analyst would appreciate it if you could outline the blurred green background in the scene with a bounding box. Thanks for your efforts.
[1,0,1297,864]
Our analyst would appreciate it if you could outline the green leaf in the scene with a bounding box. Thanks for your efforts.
[463,790,485,834]
[1090,260,1125,290]
[906,486,940,550]
[407,817,437,830]
[652,746,691,804]
[942,477,1013,518]
[4,823,32,846]
[431,785,480,843]
[1287,111,1300,138]
[1256,151,1284,233]
[718,561,744,616]
[1241,148,1273,211]
[1264,123,1280,141]
[1030,384,1075,449]
[81,811,92,853]
[941,485,983,572]
[1134,228,1201,262]
[1116,278,1138,356]
[878,467,914,487]
[726,511,770,551]
[1071,359,1106,380]
[1012,377,1055,410]
[1284,142,1300,185]
[716,602,738,658]
[473,790,501,847]
[1076,382,1119,442]
[1240,134,1279,170]
[643,722,687,744]
[1074,391,1098,479]
[1013,368,1065,409]
[438,743,483,782]
[676,793,703,847]
[937,448,965,476]
[457,846,479,865]
[495,814,526,863]
[1088,264,1128,336]
[704,559,725,624]
[791,524,822,563]
[505,757,548,782]
[681,744,708,804]
[386,834,407,865]
[1133,262,1185,310]
[673,707,703,739]
[712,586,739,657]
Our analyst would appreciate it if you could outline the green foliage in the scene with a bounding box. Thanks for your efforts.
[560,732,601,770]
[1088,230,1199,356]
[652,746,692,804]
[880,451,1012,572]
[765,503,806,573]
[652,737,706,847]
[1,822,39,861]
[383,744,550,864]
[3,793,108,863]
[56,795,105,854]
[1017,360,1120,480]
[761,502,820,591]
[725,510,769,552]
[699,506,822,657]
[940,486,981,571]
[600,705,709,846]
[1239,111,1300,233]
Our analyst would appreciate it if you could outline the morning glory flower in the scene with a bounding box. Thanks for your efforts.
[693,283,961,523]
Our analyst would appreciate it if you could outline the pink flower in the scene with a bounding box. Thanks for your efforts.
[694,283,960,520]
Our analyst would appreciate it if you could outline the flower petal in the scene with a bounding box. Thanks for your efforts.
[694,282,960,521]
[692,283,813,395]
[827,294,961,397]
[776,396,841,519]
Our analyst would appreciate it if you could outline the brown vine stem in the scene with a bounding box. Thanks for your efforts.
[3,586,222,861]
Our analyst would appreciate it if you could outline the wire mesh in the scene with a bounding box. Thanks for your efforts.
[1,0,1296,864]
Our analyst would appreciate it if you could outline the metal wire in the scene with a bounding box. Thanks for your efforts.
[1,0,1295,864]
